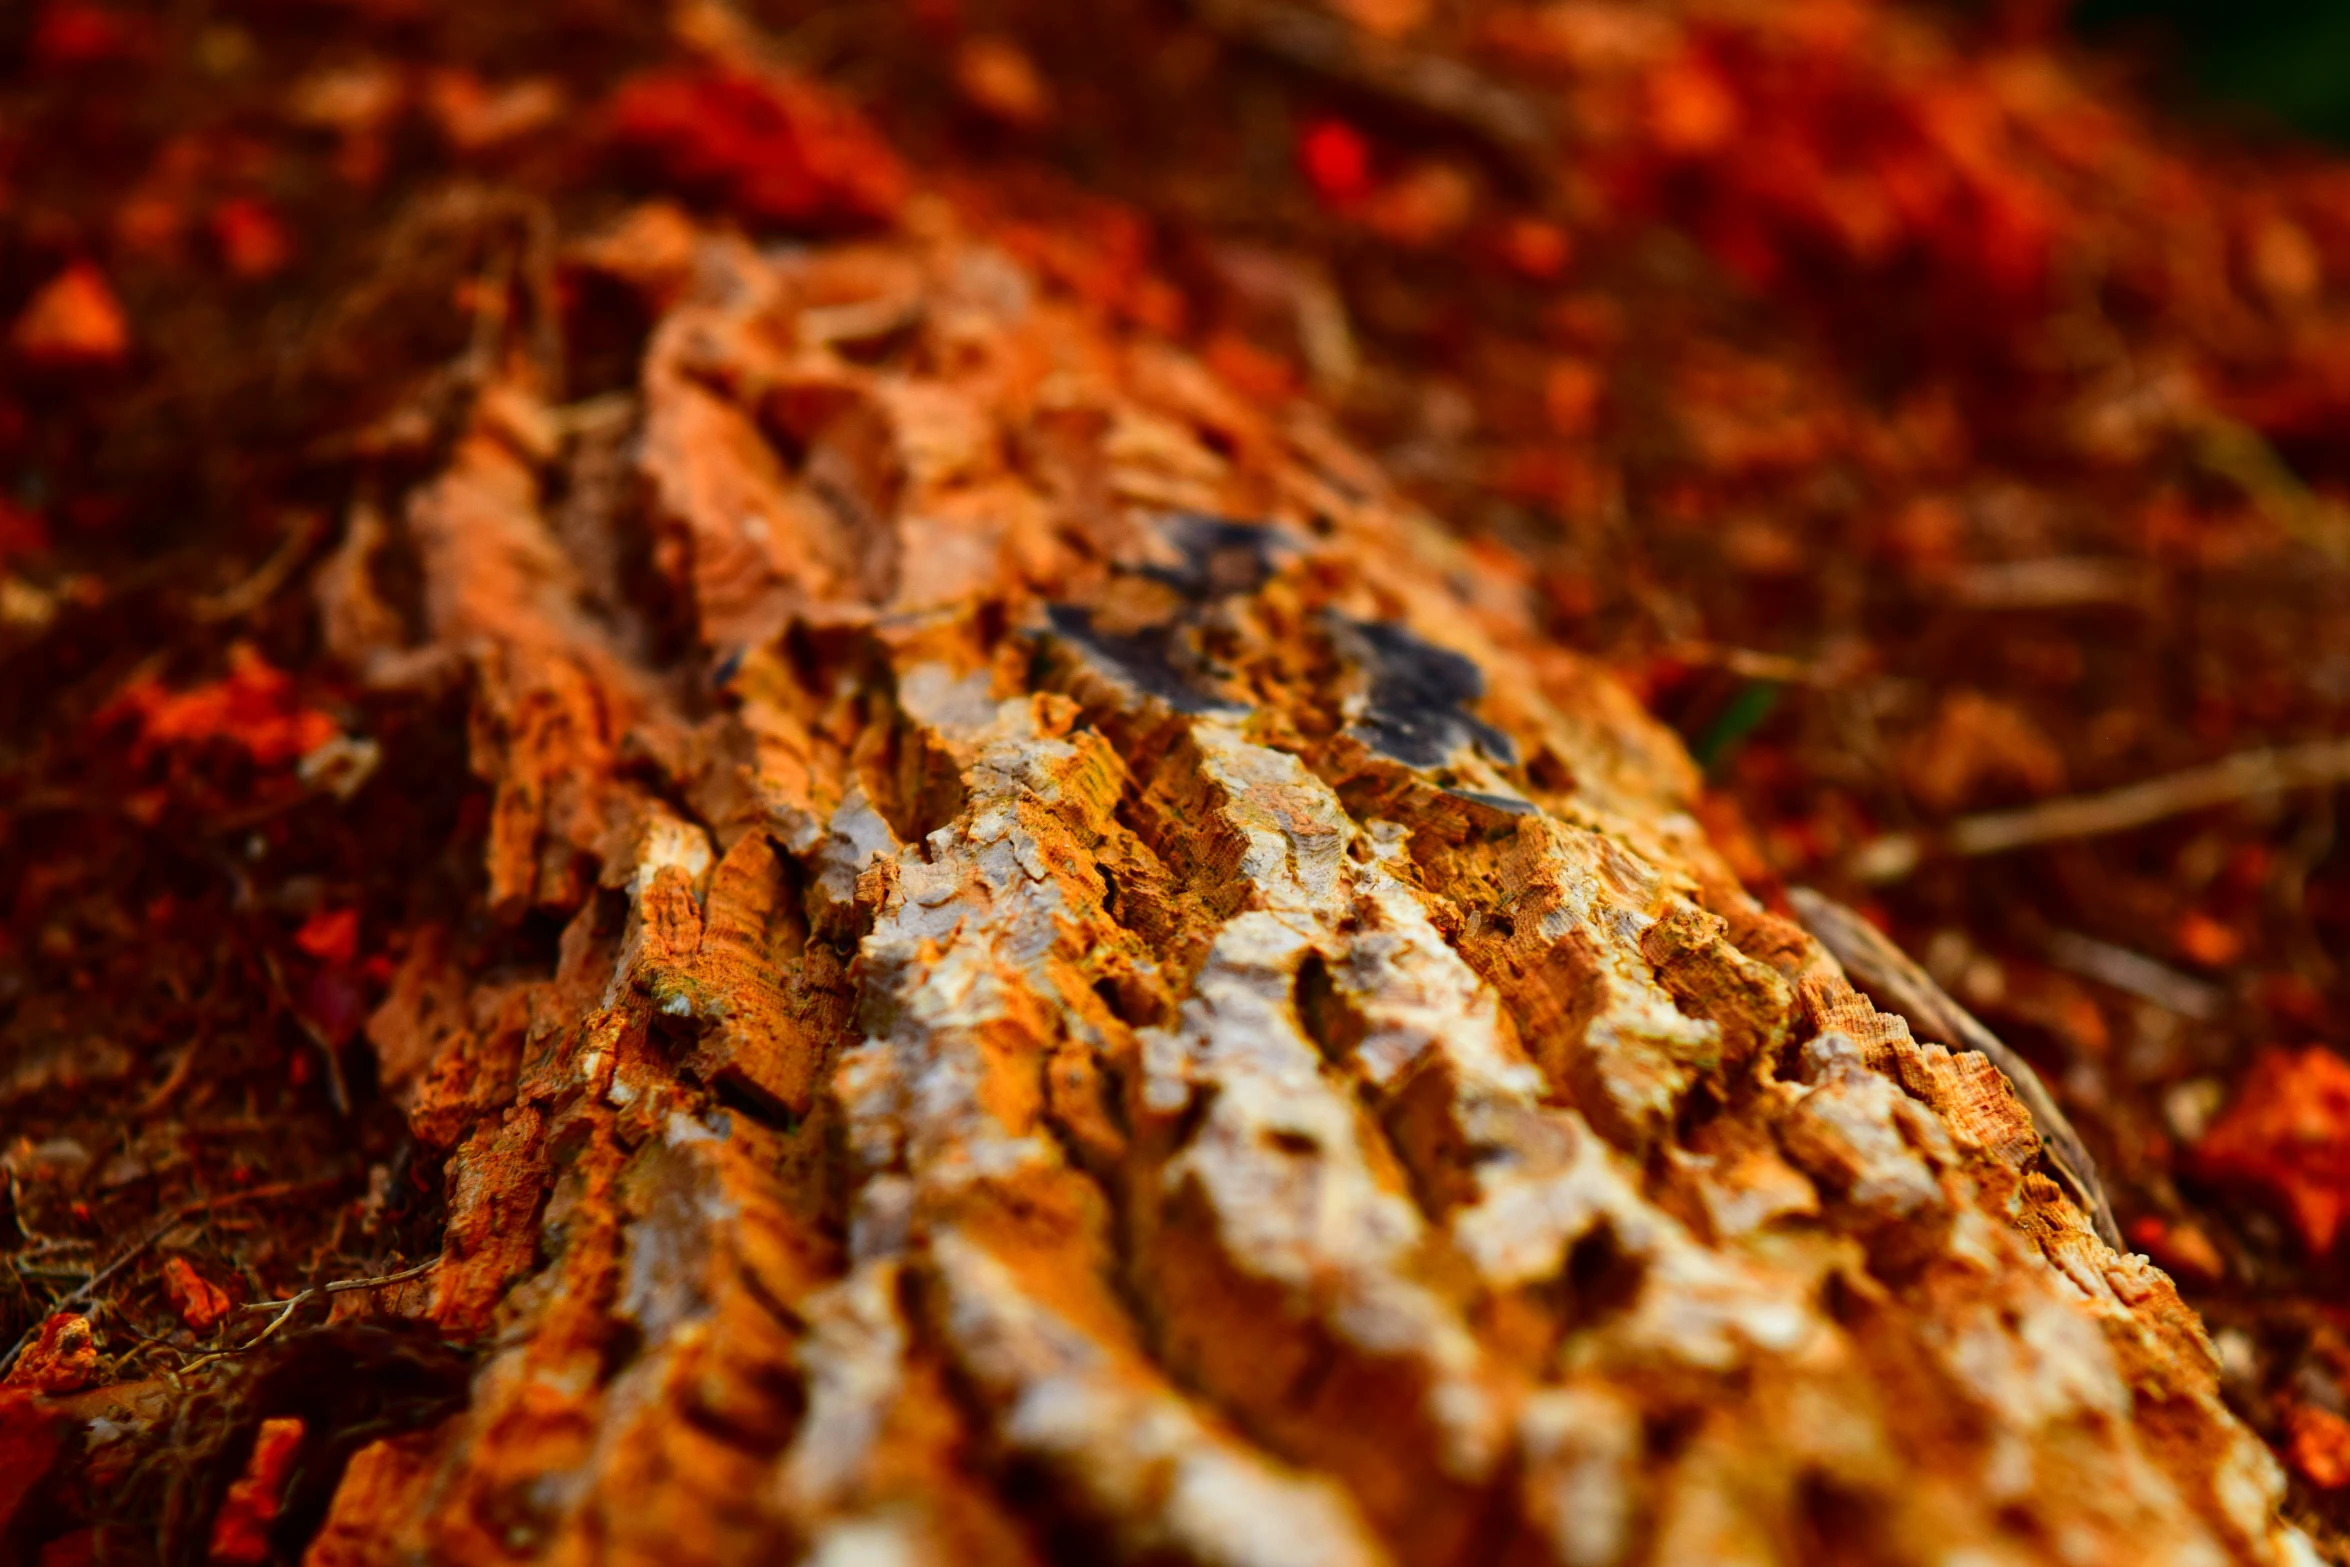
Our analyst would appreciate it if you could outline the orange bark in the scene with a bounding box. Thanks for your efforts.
[258,205,2313,1565]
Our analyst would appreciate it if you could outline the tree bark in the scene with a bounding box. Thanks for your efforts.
[279,208,2313,1567]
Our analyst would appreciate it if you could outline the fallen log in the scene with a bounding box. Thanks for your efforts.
[242,204,2320,1566]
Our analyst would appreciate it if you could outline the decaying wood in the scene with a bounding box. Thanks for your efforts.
[1787,887,2123,1252]
[283,206,2319,1566]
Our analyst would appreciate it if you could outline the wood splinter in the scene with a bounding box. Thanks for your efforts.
[1790,886,2125,1251]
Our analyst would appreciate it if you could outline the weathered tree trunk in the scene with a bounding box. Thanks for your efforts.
[294,206,2314,1567]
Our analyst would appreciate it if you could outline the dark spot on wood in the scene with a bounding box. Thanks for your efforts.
[1792,1472,1890,1567]
[1138,513,1285,601]
[1167,1080,1219,1154]
[1292,950,1367,1065]
[1331,615,1518,767]
[1526,747,1576,792]
[1446,787,1536,817]
[1566,1221,1648,1324]
[1043,602,1247,715]
[712,1069,799,1134]
[1641,1403,1704,1462]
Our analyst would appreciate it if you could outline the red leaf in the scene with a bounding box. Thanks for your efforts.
[160,1256,233,1333]
[207,1417,306,1565]
[2198,1047,2350,1255]
[0,1391,70,1535]
[1,1314,96,1395]
[30,2,150,68]
[2288,1404,2350,1490]
[107,642,340,770]
[209,197,295,281]
[1298,119,1373,205]
[295,908,362,965]
[11,262,130,368]
[1496,217,1572,280]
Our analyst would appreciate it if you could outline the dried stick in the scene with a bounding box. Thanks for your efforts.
[1662,641,1846,688]
[133,1034,208,1119]
[0,1177,345,1377]
[1849,737,2350,883]
[231,1255,442,1313]
[1949,556,2148,610]
[1789,887,2124,1251]
[178,1256,441,1377]
[191,511,327,624]
[1188,0,1555,180]
[2044,930,2224,1021]
[258,943,353,1117]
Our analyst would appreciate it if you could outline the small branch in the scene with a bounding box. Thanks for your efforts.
[2044,930,2225,1021]
[181,1257,440,1377]
[1188,0,1555,182]
[232,1255,442,1313]
[133,1035,207,1119]
[1663,641,1846,688]
[1949,557,2149,611]
[179,1295,306,1377]
[191,512,327,624]
[0,1177,348,1378]
[258,944,353,1117]
[1850,737,2350,883]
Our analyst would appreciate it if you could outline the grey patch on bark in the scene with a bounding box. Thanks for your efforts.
[1043,603,1249,716]
[1330,614,1518,768]
[1138,513,1288,602]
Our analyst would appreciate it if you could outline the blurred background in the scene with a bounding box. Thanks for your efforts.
[2075,0,2350,144]
[5,0,2350,1552]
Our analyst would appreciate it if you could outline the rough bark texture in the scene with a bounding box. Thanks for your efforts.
[299,206,2317,1566]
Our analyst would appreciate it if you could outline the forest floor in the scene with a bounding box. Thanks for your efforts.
[6,0,2350,1557]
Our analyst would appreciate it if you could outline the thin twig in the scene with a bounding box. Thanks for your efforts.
[100,1317,194,1390]
[0,1177,347,1378]
[1789,887,2124,1251]
[1949,557,2149,611]
[1188,0,1555,183]
[1849,737,2350,882]
[258,944,353,1117]
[233,1254,442,1312]
[178,1295,306,1377]
[133,1034,208,1119]
[180,1256,440,1377]
[190,512,327,624]
[2192,415,2350,562]
[2044,930,2225,1021]
[1663,640,1848,688]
